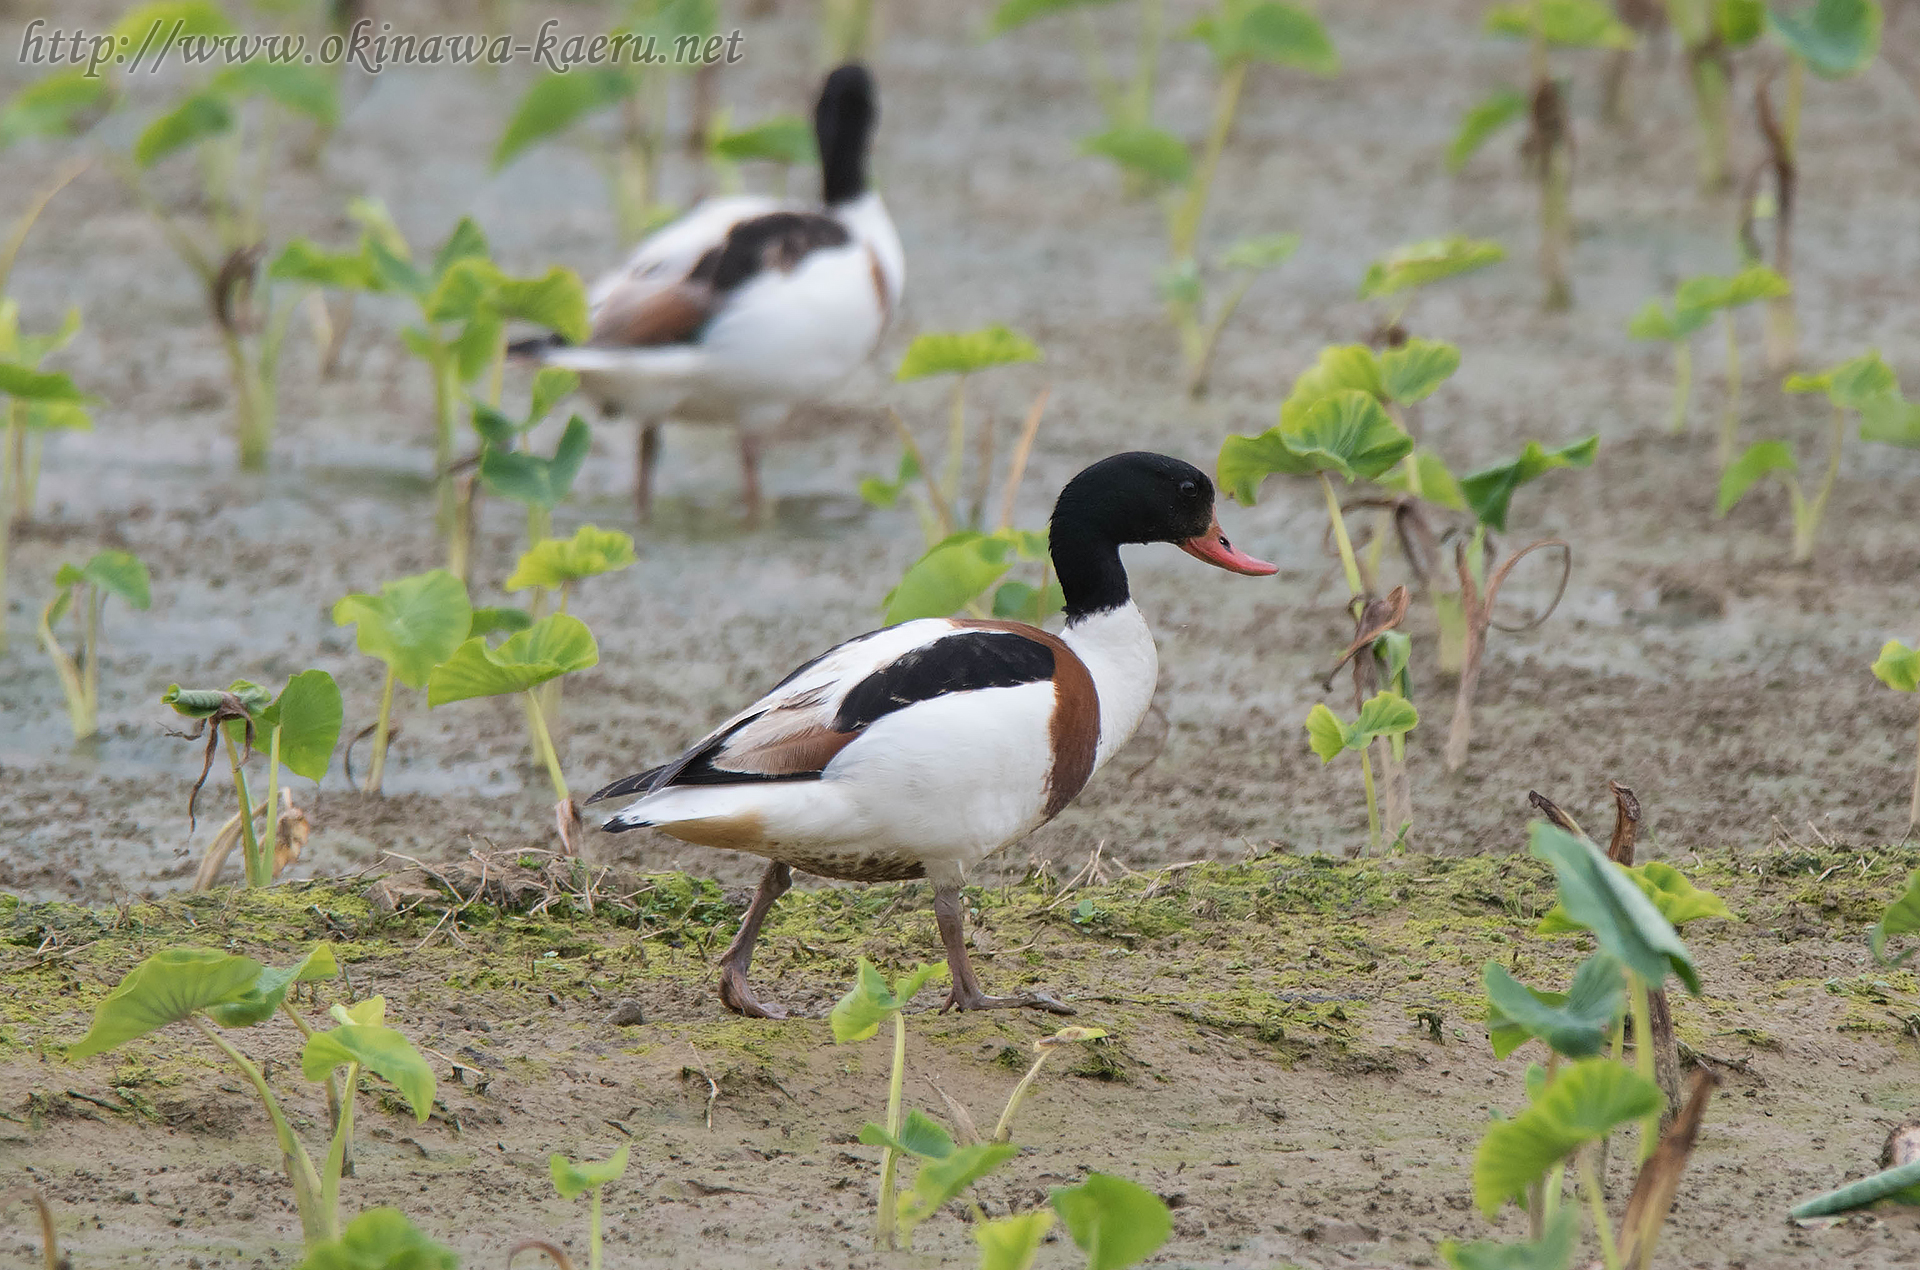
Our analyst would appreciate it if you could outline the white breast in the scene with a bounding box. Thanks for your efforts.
[1061,602,1159,773]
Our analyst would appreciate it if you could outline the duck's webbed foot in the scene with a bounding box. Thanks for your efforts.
[932,884,1075,1017]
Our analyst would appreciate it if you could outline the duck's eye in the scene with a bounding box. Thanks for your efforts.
[1178,479,1197,496]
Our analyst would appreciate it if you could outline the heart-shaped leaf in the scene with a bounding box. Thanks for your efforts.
[1277,345,1387,429]
[259,669,343,783]
[1627,298,1715,342]
[1485,0,1636,46]
[1768,0,1882,78]
[0,70,110,149]
[883,531,1019,623]
[1785,349,1898,410]
[896,325,1042,381]
[1378,447,1468,511]
[468,606,532,639]
[710,114,816,165]
[1359,236,1505,300]
[1188,1,1340,74]
[1439,1208,1579,1270]
[206,943,340,1028]
[898,1142,1021,1237]
[481,415,592,511]
[428,613,598,706]
[0,362,87,402]
[494,68,639,168]
[1869,868,1920,966]
[1448,88,1527,171]
[990,0,1127,34]
[1872,641,1920,693]
[1473,1058,1664,1216]
[1484,952,1624,1060]
[1080,125,1193,185]
[1050,1172,1174,1270]
[271,239,385,293]
[505,525,637,592]
[1459,435,1599,531]
[333,570,474,691]
[1220,390,1412,500]
[1528,823,1700,993]
[301,1022,436,1122]
[551,1144,631,1199]
[1220,232,1301,272]
[858,1108,956,1159]
[68,948,264,1059]
[1379,338,1461,404]
[210,61,339,125]
[294,1206,458,1270]
[1716,439,1797,516]
[1304,690,1419,762]
[111,0,232,45]
[135,92,234,168]
[56,551,152,610]
[1858,389,1920,448]
[830,959,945,1043]
[975,1209,1056,1270]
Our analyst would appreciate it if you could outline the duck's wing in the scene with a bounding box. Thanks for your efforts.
[590,618,1085,804]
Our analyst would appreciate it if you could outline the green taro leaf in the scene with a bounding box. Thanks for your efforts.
[1769,0,1882,78]
[991,0,1127,33]
[259,669,343,783]
[1858,389,1920,448]
[491,268,591,344]
[1188,1,1341,74]
[111,0,233,46]
[710,114,816,165]
[1785,349,1898,409]
[161,680,274,721]
[1473,1058,1664,1215]
[1459,435,1599,531]
[1304,690,1419,762]
[1717,263,1792,307]
[427,613,599,706]
[68,948,265,1059]
[1220,232,1302,272]
[332,569,475,691]
[830,959,945,1043]
[0,70,109,149]
[1221,390,1414,497]
[480,415,592,511]
[1485,0,1636,47]
[206,943,339,1028]
[1622,862,1734,927]
[1050,1172,1174,1270]
[1872,641,1920,693]
[1484,953,1624,1059]
[976,1210,1056,1270]
[898,1142,1021,1237]
[135,92,234,167]
[23,401,93,433]
[270,239,384,292]
[505,525,637,592]
[1627,298,1714,343]
[1079,125,1193,185]
[1720,0,1768,43]
[991,578,1066,623]
[468,606,532,639]
[295,1206,458,1270]
[1715,439,1797,515]
[1379,447,1468,511]
[1868,868,1920,966]
[1304,703,1349,762]
[1439,1208,1578,1270]
[1449,88,1528,171]
[528,367,580,423]
[551,1144,631,1199]
[1527,823,1701,993]
[430,217,489,285]
[1360,236,1505,300]
[210,62,338,125]
[64,550,153,610]
[858,1108,957,1159]
[1379,338,1461,404]
[896,325,1042,381]
[858,450,921,509]
[884,531,1018,624]
[0,362,87,402]
[494,68,639,168]
[1277,344,1387,429]
[301,1023,436,1122]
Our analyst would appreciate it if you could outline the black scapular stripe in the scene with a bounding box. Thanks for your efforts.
[689,212,851,294]
[834,631,1055,732]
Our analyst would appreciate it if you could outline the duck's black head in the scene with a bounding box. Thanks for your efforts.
[1049,452,1276,621]
[815,63,877,206]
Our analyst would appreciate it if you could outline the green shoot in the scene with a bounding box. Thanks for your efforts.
[428,613,600,853]
[1358,236,1505,334]
[975,1210,1055,1270]
[506,525,636,754]
[1870,645,1920,831]
[1305,690,1419,850]
[1048,1172,1175,1270]
[1626,297,1714,433]
[38,551,150,741]
[1717,349,1906,562]
[332,570,475,795]
[991,1026,1110,1142]
[550,1146,631,1270]
[1668,265,1790,466]
[298,1209,457,1270]
[476,407,595,556]
[163,672,343,888]
[1868,868,1920,966]
[65,945,435,1250]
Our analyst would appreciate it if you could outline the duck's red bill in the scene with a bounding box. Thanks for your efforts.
[1180,515,1277,576]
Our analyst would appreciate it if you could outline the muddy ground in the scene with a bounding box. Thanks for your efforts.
[2,0,1920,1263]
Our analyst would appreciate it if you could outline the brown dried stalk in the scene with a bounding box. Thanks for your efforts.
[507,1239,576,1270]
[1615,1068,1720,1270]
[0,1187,60,1270]
[1444,538,1570,772]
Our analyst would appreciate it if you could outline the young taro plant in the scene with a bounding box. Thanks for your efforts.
[866,327,1063,623]
[1687,266,1791,466]
[992,0,1171,188]
[471,372,595,560]
[65,944,437,1250]
[494,0,719,243]
[1871,641,1920,831]
[1752,0,1881,366]
[301,1209,458,1270]
[162,671,342,889]
[38,551,150,742]
[1358,236,1506,341]
[704,111,815,197]
[1306,689,1419,853]
[1450,0,1636,309]
[1450,821,1726,1270]
[506,525,637,757]
[1663,0,1764,192]
[509,1146,631,1270]
[1627,291,1716,436]
[428,613,600,854]
[272,205,590,557]
[1718,349,1918,562]
[331,569,475,796]
[1078,1,1334,394]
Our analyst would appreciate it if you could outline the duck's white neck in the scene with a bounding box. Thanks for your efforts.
[1061,601,1157,773]
[833,191,905,313]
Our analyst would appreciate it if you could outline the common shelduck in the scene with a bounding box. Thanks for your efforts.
[518,63,904,522]
[588,452,1277,1017]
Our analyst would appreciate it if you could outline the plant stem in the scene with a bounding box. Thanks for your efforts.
[429,347,460,537]
[1128,0,1164,127]
[319,1061,359,1226]
[191,1016,331,1243]
[366,667,396,794]
[1790,404,1845,564]
[81,586,100,734]
[223,726,268,887]
[37,586,88,739]
[1169,58,1245,261]
[875,1009,907,1249]
[1577,1147,1622,1270]
[282,1002,351,1180]
[1687,49,1731,192]
[590,1186,604,1270]
[1185,270,1257,397]
[1910,697,1920,831]
[1318,473,1365,599]
[1359,744,1381,852]
[1670,343,1692,433]
[1718,313,1741,468]
[1629,972,1658,1162]
[263,726,282,878]
[940,377,968,520]
[523,688,569,804]
[993,1049,1055,1143]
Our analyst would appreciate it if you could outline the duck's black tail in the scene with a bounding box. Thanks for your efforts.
[506,332,567,359]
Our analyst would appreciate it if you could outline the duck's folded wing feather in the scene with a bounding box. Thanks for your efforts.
[588,621,1063,802]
